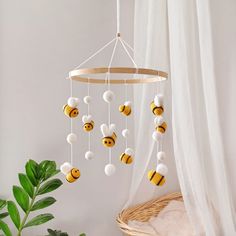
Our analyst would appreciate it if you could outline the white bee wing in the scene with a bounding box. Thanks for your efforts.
[154,94,164,107]
[100,123,109,137]
[60,162,73,175]
[108,124,116,136]
[125,148,134,156]
[154,116,164,125]
[82,115,88,123]
[124,101,132,106]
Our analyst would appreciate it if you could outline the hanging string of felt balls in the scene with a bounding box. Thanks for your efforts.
[83,79,95,161]
[148,94,168,186]
[61,81,81,183]
[119,84,134,164]
[100,37,119,177]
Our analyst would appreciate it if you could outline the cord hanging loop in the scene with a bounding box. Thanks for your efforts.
[116,0,121,36]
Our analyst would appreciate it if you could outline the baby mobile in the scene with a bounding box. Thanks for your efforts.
[60,0,168,185]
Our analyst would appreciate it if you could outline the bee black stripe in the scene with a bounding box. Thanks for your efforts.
[71,171,79,179]
[159,126,166,132]
[157,175,164,186]
[127,110,131,115]
[69,108,76,116]
[121,153,125,161]
[121,106,125,112]
[126,156,131,163]
[104,137,115,143]
[150,171,156,181]
[153,106,163,114]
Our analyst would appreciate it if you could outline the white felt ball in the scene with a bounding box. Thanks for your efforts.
[154,116,164,126]
[104,164,116,176]
[122,129,130,138]
[103,90,114,103]
[85,151,94,160]
[125,148,134,156]
[60,162,72,175]
[157,151,166,161]
[83,96,92,104]
[156,163,168,176]
[152,131,162,142]
[66,133,77,144]
[67,97,79,108]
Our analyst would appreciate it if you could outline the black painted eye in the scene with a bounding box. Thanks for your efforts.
[109,141,111,144]
[105,141,107,143]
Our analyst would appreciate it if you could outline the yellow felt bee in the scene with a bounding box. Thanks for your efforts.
[63,97,79,118]
[148,163,168,186]
[60,162,80,183]
[120,148,134,164]
[150,94,164,116]
[119,101,132,116]
[154,116,167,134]
[100,124,117,148]
[82,115,94,132]
[148,170,166,186]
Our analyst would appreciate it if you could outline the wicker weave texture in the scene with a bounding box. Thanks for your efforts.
[117,192,183,236]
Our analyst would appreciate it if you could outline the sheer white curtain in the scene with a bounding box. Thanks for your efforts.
[129,0,236,235]
[126,0,179,207]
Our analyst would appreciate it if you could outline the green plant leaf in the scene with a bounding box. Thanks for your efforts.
[24,213,54,228]
[79,234,86,236]
[0,220,12,236]
[25,159,39,186]
[13,186,29,213]
[19,173,34,198]
[0,200,6,210]
[7,201,20,229]
[39,161,57,181]
[31,197,56,211]
[0,212,9,219]
[47,229,69,236]
[37,179,63,195]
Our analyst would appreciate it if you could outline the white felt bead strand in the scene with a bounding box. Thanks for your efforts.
[85,151,94,160]
[103,90,114,103]
[104,164,116,176]
[66,133,77,144]
[157,151,166,161]
[83,96,92,104]
[122,129,130,138]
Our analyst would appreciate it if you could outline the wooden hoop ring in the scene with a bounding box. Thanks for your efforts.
[69,67,168,84]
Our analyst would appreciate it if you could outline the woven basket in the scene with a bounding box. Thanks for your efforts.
[117,192,183,236]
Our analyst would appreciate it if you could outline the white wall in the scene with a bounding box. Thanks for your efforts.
[0,0,135,235]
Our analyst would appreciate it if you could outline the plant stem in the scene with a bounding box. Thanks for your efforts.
[17,184,40,236]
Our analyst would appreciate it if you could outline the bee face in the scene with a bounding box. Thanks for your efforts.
[120,153,133,164]
[102,137,115,147]
[119,105,131,116]
[150,101,164,116]
[102,132,117,147]
[148,170,166,186]
[66,168,80,183]
[83,121,94,132]
[63,104,79,118]
[156,122,167,133]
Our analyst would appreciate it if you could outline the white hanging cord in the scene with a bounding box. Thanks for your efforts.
[121,38,134,52]
[87,78,91,151]
[116,0,121,35]
[70,78,74,165]
[73,37,117,70]
[119,38,138,68]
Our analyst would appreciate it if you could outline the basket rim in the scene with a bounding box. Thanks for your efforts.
[117,192,183,236]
